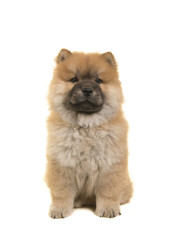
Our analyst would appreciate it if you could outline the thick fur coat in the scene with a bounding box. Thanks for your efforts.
[45,49,133,218]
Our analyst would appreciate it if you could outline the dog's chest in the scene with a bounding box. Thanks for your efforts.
[55,126,119,171]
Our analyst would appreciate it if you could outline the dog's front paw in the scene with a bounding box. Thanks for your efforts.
[95,202,121,218]
[49,204,72,219]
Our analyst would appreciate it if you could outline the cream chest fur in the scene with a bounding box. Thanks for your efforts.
[47,123,125,194]
[47,123,124,172]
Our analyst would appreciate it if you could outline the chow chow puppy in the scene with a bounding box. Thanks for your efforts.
[45,49,133,218]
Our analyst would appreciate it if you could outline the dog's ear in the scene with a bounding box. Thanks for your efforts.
[102,52,117,67]
[56,49,72,64]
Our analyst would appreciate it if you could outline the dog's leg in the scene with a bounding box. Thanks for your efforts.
[45,159,77,218]
[95,162,132,218]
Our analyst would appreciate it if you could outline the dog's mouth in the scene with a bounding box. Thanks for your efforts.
[68,99,103,113]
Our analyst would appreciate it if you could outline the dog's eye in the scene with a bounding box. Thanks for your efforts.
[95,78,103,84]
[70,77,79,83]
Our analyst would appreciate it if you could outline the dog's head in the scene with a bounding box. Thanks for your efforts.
[48,49,123,127]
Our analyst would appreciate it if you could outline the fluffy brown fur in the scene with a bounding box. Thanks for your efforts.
[45,49,133,218]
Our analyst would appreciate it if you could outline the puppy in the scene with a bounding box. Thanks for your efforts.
[45,49,133,218]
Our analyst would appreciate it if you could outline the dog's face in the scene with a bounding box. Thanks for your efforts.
[49,49,123,126]
[66,80,103,113]
[65,74,104,114]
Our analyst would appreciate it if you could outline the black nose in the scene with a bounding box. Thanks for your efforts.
[82,87,93,96]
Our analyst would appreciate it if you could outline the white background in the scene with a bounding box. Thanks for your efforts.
[0,0,171,239]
